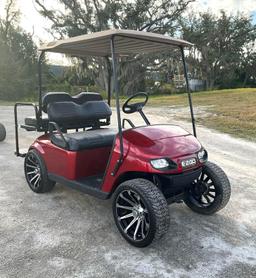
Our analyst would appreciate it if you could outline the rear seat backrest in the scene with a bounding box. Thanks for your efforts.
[47,101,112,130]
[42,92,103,113]
[72,92,103,105]
[42,92,72,113]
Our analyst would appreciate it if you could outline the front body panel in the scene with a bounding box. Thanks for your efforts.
[101,125,203,193]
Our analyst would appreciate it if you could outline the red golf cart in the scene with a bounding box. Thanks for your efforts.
[14,30,231,247]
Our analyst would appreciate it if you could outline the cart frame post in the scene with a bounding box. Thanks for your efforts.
[110,36,124,175]
[180,46,197,137]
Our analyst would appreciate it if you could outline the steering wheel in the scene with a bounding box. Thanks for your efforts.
[122,92,149,114]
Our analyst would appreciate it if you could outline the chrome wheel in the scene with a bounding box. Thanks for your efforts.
[113,179,170,247]
[115,190,150,242]
[25,152,41,190]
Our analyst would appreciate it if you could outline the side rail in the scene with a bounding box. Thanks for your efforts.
[14,103,38,157]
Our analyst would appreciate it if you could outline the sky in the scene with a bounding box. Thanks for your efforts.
[0,0,255,64]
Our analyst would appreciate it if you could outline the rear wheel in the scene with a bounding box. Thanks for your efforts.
[184,161,231,215]
[0,123,6,141]
[24,149,55,193]
[112,178,170,247]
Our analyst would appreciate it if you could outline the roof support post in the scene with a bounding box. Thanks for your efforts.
[104,56,111,106]
[38,51,45,118]
[180,46,197,137]
[104,56,111,124]
[110,36,124,175]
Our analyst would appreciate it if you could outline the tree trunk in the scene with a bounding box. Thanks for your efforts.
[242,72,248,87]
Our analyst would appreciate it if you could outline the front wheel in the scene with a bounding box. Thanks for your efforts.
[112,178,170,247]
[184,161,231,215]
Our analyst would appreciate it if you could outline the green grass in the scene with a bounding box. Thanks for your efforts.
[146,88,256,141]
[0,100,15,106]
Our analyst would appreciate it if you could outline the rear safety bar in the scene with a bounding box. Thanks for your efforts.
[14,103,38,157]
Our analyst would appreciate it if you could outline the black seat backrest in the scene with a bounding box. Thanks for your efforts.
[72,92,103,105]
[42,92,71,113]
[42,92,103,113]
[47,101,112,129]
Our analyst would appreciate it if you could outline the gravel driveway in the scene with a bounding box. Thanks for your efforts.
[0,105,255,278]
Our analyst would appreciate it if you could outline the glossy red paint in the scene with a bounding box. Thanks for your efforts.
[30,124,203,194]
[101,125,203,193]
[31,134,111,180]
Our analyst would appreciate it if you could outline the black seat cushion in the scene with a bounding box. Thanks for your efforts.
[51,128,116,151]
[48,101,112,129]
[25,114,49,129]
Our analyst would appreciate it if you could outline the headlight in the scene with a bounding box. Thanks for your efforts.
[150,158,169,169]
[150,158,177,170]
[198,149,208,163]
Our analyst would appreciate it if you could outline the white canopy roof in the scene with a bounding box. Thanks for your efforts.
[39,29,192,57]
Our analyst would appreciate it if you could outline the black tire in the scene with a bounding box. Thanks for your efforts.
[184,161,231,215]
[0,123,6,142]
[112,178,170,247]
[24,149,55,193]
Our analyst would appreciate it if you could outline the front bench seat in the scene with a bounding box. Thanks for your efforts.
[51,128,116,151]
[48,100,114,151]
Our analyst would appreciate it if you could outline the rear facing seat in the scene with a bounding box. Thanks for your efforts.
[24,92,104,130]
[48,100,116,151]
[25,92,71,129]
[72,92,102,105]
